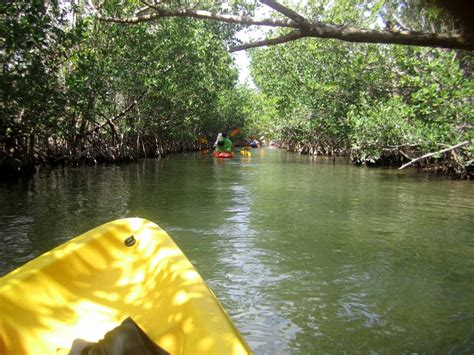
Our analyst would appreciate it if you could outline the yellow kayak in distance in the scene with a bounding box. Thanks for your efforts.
[0,218,251,354]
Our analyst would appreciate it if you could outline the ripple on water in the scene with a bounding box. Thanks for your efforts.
[0,215,35,273]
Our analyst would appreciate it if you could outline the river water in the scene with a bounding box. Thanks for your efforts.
[1,149,473,353]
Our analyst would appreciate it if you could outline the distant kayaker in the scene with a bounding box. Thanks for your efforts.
[249,140,260,148]
[215,132,233,153]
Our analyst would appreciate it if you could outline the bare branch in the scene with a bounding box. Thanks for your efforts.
[95,6,298,28]
[231,25,473,51]
[392,13,410,31]
[134,4,152,16]
[230,30,305,52]
[398,140,471,170]
[260,0,309,26]
[306,24,473,50]
[86,89,148,137]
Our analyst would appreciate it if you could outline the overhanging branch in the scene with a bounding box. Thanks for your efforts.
[260,0,309,26]
[230,30,305,52]
[90,0,474,51]
[94,6,297,28]
[230,25,472,51]
[306,24,473,50]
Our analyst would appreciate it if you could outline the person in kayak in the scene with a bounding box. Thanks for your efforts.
[215,132,233,153]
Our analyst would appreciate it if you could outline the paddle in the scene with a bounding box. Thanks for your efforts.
[230,128,241,137]
[228,128,249,156]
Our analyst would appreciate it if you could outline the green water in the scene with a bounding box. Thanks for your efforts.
[1,149,473,353]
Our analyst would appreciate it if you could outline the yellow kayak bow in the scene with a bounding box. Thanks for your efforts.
[0,218,251,355]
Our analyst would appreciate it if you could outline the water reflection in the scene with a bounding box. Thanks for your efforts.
[0,166,131,272]
[208,159,302,354]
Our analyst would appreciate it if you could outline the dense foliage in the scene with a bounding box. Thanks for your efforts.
[1,0,472,178]
[249,0,473,177]
[1,0,249,177]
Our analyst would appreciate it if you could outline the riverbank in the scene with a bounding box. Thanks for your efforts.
[2,136,472,180]
[279,140,474,179]
[0,137,207,180]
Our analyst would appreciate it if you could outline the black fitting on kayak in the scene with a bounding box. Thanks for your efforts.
[124,235,136,247]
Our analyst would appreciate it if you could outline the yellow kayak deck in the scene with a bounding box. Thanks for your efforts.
[0,218,251,354]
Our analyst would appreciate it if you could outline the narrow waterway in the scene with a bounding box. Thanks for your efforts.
[1,149,473,353]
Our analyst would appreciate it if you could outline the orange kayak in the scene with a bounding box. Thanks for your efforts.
[212,151,234,158]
